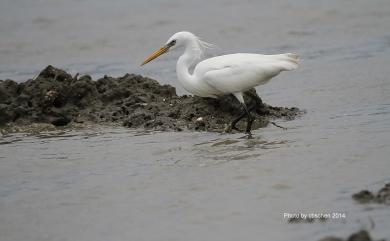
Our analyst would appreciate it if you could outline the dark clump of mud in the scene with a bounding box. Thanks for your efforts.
[0,65,301,132]
[288,216,328,224]
[318,230,385,241]
[352,183,390,205]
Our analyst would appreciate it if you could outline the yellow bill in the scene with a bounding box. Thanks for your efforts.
[141,45,169,66]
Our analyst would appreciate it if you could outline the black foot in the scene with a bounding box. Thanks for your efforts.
[238,132,253,139]
[245,131,253,139]
[270,121,287,130]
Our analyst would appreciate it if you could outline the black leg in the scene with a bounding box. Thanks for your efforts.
[230,104,256,131]
[227,90,263,135]
[243,104,255,136]
[230,110,246,131]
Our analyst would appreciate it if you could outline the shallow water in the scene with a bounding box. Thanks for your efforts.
[1,0,390,240]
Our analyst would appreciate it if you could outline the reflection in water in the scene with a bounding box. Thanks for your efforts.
[211,139,240,147]
[154,135,292,167]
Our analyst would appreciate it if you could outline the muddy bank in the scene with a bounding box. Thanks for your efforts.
[352,183,390,205]
[0,66,300,132]
[319,230,385,241]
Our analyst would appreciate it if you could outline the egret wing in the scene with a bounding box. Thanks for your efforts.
[197,54,291,94]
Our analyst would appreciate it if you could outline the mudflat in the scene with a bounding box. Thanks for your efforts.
[0,66,300,132]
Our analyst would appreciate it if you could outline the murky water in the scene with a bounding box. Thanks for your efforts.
[1,0,390,240]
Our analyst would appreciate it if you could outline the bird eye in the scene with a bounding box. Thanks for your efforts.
[170,40,176,46]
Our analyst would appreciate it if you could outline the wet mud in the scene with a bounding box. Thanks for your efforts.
[287,216,328,224]
[0,66,301,132]
[352,183,390,205]
[318,230,385,241]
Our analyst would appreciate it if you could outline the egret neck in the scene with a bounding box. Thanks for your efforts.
[176,40,202,95]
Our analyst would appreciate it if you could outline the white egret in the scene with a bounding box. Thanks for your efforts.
[141,31,299,134]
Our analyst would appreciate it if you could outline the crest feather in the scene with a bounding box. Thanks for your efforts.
[192,35,215,60]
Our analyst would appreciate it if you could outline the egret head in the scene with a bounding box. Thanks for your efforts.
[141,31,212,66]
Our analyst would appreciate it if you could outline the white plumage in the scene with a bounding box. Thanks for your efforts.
[192,53,299,99]
[141,31,299,134]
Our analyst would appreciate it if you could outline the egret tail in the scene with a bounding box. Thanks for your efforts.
[277,53,299,71]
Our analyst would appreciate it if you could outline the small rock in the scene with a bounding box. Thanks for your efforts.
[318,230,376,241]
[347,230,372,241]
[352,183,390,205]
[352,190,375,204]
